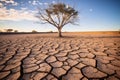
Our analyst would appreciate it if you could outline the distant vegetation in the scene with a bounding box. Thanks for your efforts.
[14,30,18,33]
[48,31,53,33]
[32,30,37,33]
[0,29,19,33]
[4,29,13,32]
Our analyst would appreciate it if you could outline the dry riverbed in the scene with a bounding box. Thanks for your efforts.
[0,32,120,80]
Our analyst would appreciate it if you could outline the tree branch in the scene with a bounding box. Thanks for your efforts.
[37,11,58,28]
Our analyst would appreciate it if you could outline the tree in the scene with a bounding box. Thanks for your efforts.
[14,30,18,33]
[32,30,37,33]
[4,29,13,32]
[36,3,78,37]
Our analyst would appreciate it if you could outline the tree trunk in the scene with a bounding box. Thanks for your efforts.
[58,28,62,37]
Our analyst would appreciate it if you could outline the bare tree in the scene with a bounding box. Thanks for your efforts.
[36,3,78,37]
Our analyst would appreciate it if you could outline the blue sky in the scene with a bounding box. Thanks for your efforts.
[0,0,120,32]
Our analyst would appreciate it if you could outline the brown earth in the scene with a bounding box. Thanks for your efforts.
[0,32,120,80]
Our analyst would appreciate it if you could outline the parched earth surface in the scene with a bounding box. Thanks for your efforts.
[0,34,120,80]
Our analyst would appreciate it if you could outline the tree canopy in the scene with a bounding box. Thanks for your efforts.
[36,3,78,37]
[4,29,13,32]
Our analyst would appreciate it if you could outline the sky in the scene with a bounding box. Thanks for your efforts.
[0,0,120,32]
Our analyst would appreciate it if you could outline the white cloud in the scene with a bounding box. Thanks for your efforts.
[0,0,46,21]
[21,7,28,11]
[38,2,43,5]
[44,2,48,5]
[29,0,49,6]
[10,0,14,4]
[0,7,8,16]
[52,1,56,4]
[0,7,38,21]
[5,0,14,4]
[12,2,18,6]
[28,1,31,4]
[0,0,6,1]
[32,0,37,5]
[0,0,18,6]
[31,0,47,6]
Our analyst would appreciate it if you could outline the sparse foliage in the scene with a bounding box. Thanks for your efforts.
[36,3,78,37]
[4,29,13,32]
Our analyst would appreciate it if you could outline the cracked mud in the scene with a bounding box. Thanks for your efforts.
[0,34,120,80]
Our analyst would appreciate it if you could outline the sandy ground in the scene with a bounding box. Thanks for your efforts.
[0,32,120,80]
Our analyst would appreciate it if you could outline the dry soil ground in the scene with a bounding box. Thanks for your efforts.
[0,32,120,80]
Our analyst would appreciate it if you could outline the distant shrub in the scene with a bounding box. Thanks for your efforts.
[14,30,18,33]
[32,30,37,33]
[48,31,53,33]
